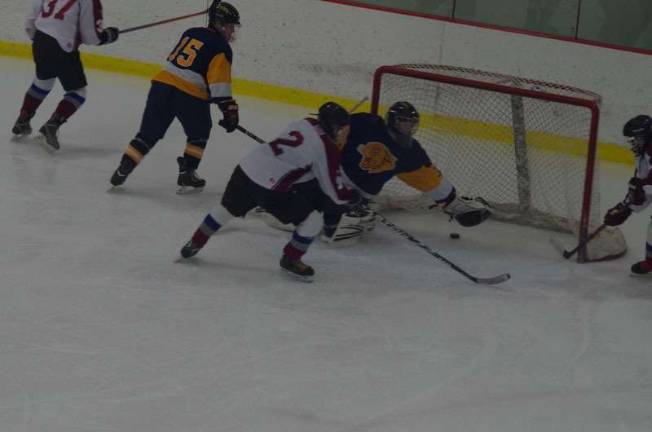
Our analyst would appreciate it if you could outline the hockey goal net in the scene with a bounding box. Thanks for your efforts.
[371,64,626,262]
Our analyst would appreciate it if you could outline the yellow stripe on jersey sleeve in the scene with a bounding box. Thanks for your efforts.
[396,165,443,192]
[206,53,232,98]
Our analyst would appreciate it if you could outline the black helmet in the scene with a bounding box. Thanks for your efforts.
[209,1,240,30]
[318,102,350,140]
[387,101,419,129]
[386,101,419,146]
[623,114,652,155]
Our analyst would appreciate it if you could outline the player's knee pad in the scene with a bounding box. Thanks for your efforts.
[321,206,376,246]
[442,196,491,227]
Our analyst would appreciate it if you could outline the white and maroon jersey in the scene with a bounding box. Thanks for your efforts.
[239,118,351,205]
[632,150,652,211]
[26,0,106,52]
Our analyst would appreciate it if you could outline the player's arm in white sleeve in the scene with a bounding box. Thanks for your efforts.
[25,0,41,40]
[310,136,353,206]
[79,0,117,46]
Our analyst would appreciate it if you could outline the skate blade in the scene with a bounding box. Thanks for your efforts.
[176,186,204,195]
[281,268,314,283]
[38,136,59,152]
[10,132,32,142]
[106,185,124,193]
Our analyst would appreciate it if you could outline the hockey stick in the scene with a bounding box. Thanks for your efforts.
[119,10,209,35]
[349,96,369,114]
[235,97,367,145]
[551,223,608,260]
[376,213,511,285]
[236,125,266,144]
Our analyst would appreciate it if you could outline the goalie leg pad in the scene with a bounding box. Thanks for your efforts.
[321,207,376,245]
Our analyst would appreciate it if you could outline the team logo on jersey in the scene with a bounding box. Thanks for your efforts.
[357,142,397,174]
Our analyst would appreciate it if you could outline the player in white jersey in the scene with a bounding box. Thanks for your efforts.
[604,115,652,274]
[11,0,119,150]
[178,102,359,282]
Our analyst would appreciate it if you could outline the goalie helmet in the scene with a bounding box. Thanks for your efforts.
[386,101,419,145]
[623,114,652,156]
[318,102,350,142]
[209,1,241,31]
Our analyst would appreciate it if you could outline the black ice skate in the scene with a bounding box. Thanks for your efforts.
[176,157,205,194]
[11,113,33,138]
[109,159,136,188]
[39,116,65,151]
[631,259,652,275]
[280,254,315,282]
[180,238,205,259]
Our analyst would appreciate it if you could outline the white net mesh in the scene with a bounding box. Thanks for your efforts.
[373,64,626,261]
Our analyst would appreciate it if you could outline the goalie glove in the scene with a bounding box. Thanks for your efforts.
[217,98,239,133]
[439,196,491,227]
[603,202,632,226]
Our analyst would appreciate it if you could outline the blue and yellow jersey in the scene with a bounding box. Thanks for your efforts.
[152,27,233,101]
[342,113,444,195]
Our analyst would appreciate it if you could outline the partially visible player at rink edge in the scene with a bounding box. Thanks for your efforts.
[321,101,491,244]
[179,102,361,282]
[11,0,120,150]
[603,114,652,275]
[109,1,241,194]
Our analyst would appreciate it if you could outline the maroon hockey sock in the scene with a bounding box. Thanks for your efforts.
[282,243,305,261]
[191,229,210,246]
[19,94,42,120]
[52,99,78,122]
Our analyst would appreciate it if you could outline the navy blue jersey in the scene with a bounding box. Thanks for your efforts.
[341,113,442,196]
[153,27,233,101]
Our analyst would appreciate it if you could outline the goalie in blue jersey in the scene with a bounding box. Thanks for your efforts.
[321,101,491,244]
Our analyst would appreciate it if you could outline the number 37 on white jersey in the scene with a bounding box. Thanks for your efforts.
[26,0,106,52]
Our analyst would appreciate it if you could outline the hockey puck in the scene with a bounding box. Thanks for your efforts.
[449,232,460,239]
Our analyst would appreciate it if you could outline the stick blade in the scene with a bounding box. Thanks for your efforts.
[549,237,575,259]
[473,273,511,285]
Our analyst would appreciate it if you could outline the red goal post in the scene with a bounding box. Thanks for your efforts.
[370,64,626,262]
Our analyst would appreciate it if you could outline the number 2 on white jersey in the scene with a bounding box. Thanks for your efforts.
[269,131,304,156]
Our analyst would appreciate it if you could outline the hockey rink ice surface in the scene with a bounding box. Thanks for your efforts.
[0,56,651,432]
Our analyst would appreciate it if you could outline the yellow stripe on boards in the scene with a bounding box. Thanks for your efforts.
[0,39,632,166]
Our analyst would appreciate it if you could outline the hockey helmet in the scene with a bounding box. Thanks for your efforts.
[209,1,241,31]
[318,102,350,143]
[623,114,652,155]
[386,101,419,138]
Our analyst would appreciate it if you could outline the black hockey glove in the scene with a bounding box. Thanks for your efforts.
[627,177,647,206]
[603,202,632,226]
[99,27,119,45]
[217,99,239,133]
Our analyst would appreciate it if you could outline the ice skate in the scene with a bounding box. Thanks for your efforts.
[109,158,136,189]
[176,157,205,194]
[11,115,33,138]
[179,228,212,259]
[280,254,314,282]
[38,117,64,151]
[631,259,652,276]
[179,238,206,259]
